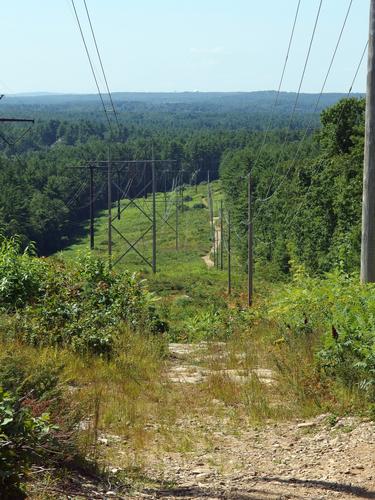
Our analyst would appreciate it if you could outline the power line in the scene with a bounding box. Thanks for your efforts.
[282,40,368,231]
[253,0,353,218]
[257,0,324,203]
[251,0,302,172]
[83,0,120,132]
[65,178,89,208]
[70,0,114,135]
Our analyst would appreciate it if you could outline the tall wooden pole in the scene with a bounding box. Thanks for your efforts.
[89,164,95,250]
[207,171,214,245]
[220,200,224,270]
[152,147,157,274]
[164,174,167,215]
[248,174,253,306]
[216,226,219,269]
[209,184,214,238]
[117,169,121,220]
[175,193,179,251]
[107,152,112,263]
[361,0,375,283]
[228,210,232,295]
[214,228,216,269]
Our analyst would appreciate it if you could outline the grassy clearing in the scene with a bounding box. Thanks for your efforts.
[63,181,247,341]
[59,181,370,441]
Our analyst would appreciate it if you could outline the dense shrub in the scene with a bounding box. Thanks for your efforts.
[184,303,253,342]
[0,236,167,356]
[269,265,375,402]
[19,255,166,355]
[0,236,47,310]
[0,350,79,499]
[0,387,53,498]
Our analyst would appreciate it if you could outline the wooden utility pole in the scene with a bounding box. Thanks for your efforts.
[152,150,157,274]
[89,164,95,250]
[107,154,112,262]
[215,202,220,269]
[213,225,216,268]
[247,174,253,306]
[227,210,232,295]
[164,175,167,215]
[220,200,224,270]
[361,0,375,283]
[216,226,219,269]
[117,169,121,220]
[208,172,214,239]
[175,192,179,251]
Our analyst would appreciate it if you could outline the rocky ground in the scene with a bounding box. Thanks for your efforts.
[138,413,375,499]
[32,343,375,499]
[132,343,375,499]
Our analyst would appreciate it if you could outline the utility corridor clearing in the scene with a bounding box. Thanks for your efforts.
[61,182,375,500]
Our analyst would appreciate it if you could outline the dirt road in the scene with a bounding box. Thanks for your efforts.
[202,216,221,268]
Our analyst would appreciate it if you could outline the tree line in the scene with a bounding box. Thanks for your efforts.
[0,95,362,269]
[220,97,365,276]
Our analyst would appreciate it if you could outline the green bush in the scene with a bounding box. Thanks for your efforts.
[269,265,375,402]
[0,346,87,498]
[0,355,62,403]
[0,236,167,356]
[0,387,54,498]
[16,253,165,355]
[0,236,47,310]
[184,303,252,342]
[0,347,78,499]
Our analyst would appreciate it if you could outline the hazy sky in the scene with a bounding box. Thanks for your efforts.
[0,1,370,94]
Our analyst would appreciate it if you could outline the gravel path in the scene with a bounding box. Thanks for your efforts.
[138,414,375,499]
[202,217,220,269]
[133,344,375,499]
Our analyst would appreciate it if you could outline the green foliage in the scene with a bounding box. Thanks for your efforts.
[220,97,365,276]
[0,387,54,498]
[0,91,335,256]
[0,235,47,310]
[0,237,165,355]
[20,255,164,355]
[0,349,73,499]
[0,354,62,403]
[269,267,375,403]
[184,303,254,343]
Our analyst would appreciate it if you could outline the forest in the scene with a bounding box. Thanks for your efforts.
[0,90,357,260]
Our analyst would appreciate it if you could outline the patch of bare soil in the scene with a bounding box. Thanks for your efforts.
[202,217,220,269]
[131,343,375,499]
[41,344,374,499]
[134,414,375,500]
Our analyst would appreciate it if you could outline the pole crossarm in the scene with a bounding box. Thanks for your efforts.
[0,117,35,123]
[62,157,181,271]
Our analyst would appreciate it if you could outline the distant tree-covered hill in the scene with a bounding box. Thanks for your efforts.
[1,91,363,128]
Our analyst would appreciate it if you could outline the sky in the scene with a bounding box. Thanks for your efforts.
[0,1,370,95]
